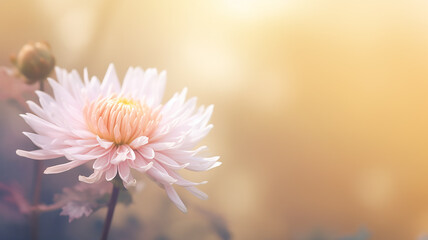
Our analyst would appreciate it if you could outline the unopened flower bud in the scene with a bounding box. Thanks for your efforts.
[16,41,55,84]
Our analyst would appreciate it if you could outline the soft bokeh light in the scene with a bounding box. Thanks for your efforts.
[1,0,428,239]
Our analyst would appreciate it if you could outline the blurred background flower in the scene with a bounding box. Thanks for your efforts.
[0,67,39,108]
[1,0,428,239]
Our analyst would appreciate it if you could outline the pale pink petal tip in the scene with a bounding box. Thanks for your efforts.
[44,161,87,174]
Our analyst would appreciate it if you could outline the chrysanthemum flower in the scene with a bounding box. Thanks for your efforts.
[17,64,220,212]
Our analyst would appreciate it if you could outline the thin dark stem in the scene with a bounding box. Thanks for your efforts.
[100,184,120,240]
[30,79,44,240]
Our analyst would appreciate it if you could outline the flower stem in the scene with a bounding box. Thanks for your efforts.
[30,161,43,240]
[30,79,44,240]
[100,184,120,240]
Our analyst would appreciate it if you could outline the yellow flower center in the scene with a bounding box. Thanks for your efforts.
[84,96,160,145]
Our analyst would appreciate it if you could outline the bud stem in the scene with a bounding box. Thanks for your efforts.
[40,78,44,91]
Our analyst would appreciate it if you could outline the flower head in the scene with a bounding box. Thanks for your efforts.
[17,64,220,212]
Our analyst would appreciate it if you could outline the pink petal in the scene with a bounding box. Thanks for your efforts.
[22,132,59,149]
[44,160,88,174]
[185,161,222,172]
[132,152,153,171]
[129,136,148,149]
[96,136,113,149]
[155,153,189,170]
[100,64,120,95]
[20,114,67,135]
[111,145,129,164]
[93,153,111,170]
[118,162,130,181]
[16,149,62,160]
[78,170,104,183]
[164,185,187,212]
[138,147,155,159]
[105,165,117,181]
[165,169,207,187]
[146,165,177,184]
[147,142,175,151]
[185,186,208,200]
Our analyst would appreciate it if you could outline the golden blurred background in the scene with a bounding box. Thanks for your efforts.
[1,0,428,239]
